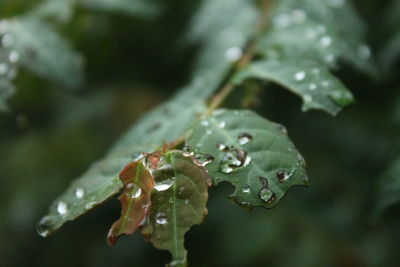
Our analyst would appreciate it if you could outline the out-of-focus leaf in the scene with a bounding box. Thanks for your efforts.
[375,157,400,217]
[80,0,160,17]
[233,60,354,115]
[107,160,154,245]
[28,0,75,23]
[0,17,83,88]
[141,151,209,267]
[186,109,307,209]
[266,0,374,73]
[0,78,15,112]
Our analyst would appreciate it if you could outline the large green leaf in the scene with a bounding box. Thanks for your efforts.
[141,151,209,267]
[233,60,354,115]
[107,160,154,245]
[0,17,83,89]
[374,157,400,218]
[186,109,308,209]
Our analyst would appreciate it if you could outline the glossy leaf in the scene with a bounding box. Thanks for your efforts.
[233,60,354,115]
[141,151,209,267]
[186,109,308,209]
[0,17,83,88]
[107,159,154,245]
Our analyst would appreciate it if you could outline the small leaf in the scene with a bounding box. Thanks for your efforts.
[141,151,209,267]
[107,159,154,245]
[233,60,354,115]
[186,109,307,209]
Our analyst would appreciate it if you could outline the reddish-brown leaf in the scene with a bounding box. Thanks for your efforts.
[107,160,154,245]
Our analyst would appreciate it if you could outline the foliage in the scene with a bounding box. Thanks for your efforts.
[1,0,400,266]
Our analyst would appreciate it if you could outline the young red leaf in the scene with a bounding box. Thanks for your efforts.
[107,159,154,245]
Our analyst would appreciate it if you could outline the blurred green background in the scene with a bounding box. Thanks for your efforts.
[1,0,400,266]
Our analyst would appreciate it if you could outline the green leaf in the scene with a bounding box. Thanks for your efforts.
[107,159,154,245]
[233,60,354,115]
[141,150,209,267]
[28,0,75,23]
[80,0,161,17]
[186,109,308,209]
[374,157,400,218]
[0,17,83,88]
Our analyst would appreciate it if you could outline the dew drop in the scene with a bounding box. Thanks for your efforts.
[276,170,291,182]
[8,51,19,63]
[155,213,168,225]
[259,188,275,203]
[182,146,194,157]
[242,184,250,193]
[201,120,209,127]
[85,201,96,210]
[56,202,68,215]
[1,33,14,47]
[132,187,142,198]
[259,177,268,187]
[294,71,306,81]
[220,148,251,173]
[168,197,175,204]
[155,179,175,192]
[37,216,53,237]
[218,121,226,128]
[195,153,215,166]
[320,36,332,47]
[357,44,371,60]
[276,124,287,135]
[0,63,8,75]
[308,83,317,91]
[216,143,228,152]
[304,95,313,103]
[225,46,243,62]
[74,187,85,199]
[238,133,253,145]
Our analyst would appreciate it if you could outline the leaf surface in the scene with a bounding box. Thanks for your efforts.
[107,160,154,245]
[186,109,308,209]
[141,151,209,267]
[233,60,353,115]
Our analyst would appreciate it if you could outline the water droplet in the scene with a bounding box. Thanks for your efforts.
[155,179,175,192]
[320,36,332,47]
[155,213,168,225]
[8,51,19,63]
[220,148,251,173]
[324,54,335,63]
[259,177,268,187]
[201,120,209,127]
[357,44,371,60]
[242,184,250,193]
[56,202,68,215]
[225,46,243,62]
[216,143,229,152]
[304,95,313,103]
[277,170,291,182]
[168,197,174,204]
[273,13,291,28]
[297,153,306,167]
[37,216,53,237]
[85,201,96,210]
[276,124,288,134]
[132,187,142,198]
[74,187,85,199]
[260,188,275,203]
[294,71,306,81]
[1,33,14,47]
[218,121,226,128]
[308,83,317,91]
[238,133,253,145]
[195,153,215,166]
[206,130,213,135]
[182,146,194,157]
[291,9,306,24]
[0,63,8,75]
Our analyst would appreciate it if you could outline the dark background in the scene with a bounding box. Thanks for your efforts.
[1,0,400,266]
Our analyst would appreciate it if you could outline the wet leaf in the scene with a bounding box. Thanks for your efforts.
[141,151,209,267]
[186,109,308,209]
[233,60,354,115]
